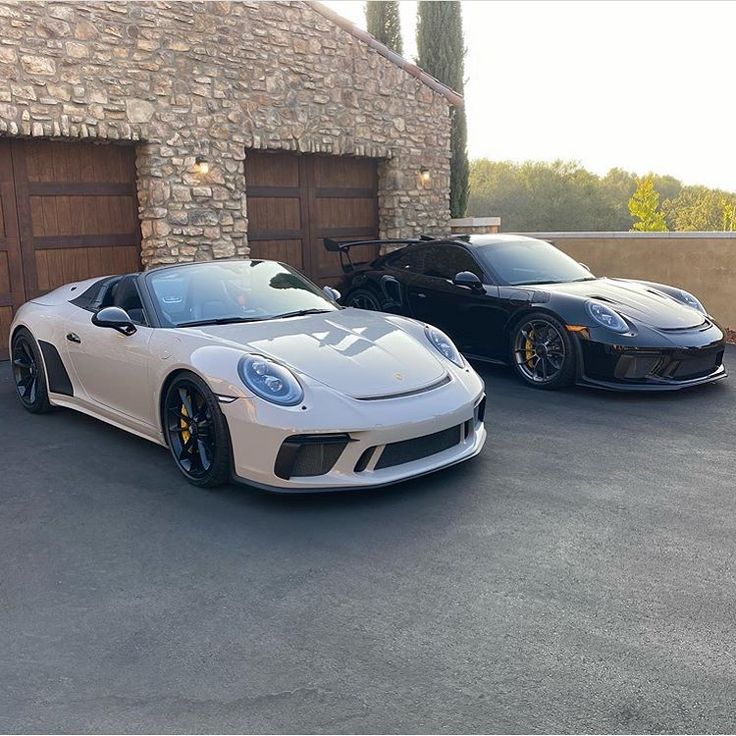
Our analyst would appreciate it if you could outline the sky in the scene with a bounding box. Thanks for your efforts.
[322,1,736,192]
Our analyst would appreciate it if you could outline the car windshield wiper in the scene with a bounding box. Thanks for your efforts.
[268,308,334,320]
[176,316,265,327]
[569,276,597,282]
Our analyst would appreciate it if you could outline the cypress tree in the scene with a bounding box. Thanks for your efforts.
[366,1,403,56]
[417,1,468,218]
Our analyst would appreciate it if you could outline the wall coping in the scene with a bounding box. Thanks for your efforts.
[519,231,736,239]
[450,217,501,227]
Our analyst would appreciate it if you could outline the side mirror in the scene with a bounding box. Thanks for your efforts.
[91,306,137,336]
[323,285,341,302]
[579,262,592,272]
[453,271,484,292]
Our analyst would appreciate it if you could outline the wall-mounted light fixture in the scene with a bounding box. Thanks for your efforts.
[194,156,210,175]
[418,166,431,189]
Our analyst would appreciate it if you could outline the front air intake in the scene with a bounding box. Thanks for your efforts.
[274,434,350,479]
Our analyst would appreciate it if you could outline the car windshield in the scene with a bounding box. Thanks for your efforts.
[147,260,338,327]
[474,238,596,286]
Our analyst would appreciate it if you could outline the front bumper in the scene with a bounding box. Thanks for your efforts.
[220,373,487,492]
[576,332,728,391]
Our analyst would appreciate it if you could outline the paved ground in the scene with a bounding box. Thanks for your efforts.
[1,349,735,734]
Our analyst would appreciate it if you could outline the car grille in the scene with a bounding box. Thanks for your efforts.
[374,425,462,470]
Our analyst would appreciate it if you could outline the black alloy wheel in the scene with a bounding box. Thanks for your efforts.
[346,288,382,311]
[163,373,232,487]
[11,328,52,413]
[510,313,576,390]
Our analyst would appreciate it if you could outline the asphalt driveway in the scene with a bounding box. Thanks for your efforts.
[1,349,735,734]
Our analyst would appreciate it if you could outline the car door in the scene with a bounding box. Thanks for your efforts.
[64,275,157,428]
[406,243,509,360]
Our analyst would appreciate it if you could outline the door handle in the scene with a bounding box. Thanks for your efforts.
[66,332,81,344]
[416,292,427,298]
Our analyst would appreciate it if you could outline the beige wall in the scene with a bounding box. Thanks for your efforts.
[521,232,736,331]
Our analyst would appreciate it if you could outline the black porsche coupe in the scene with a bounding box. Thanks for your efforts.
[325,234,727,391]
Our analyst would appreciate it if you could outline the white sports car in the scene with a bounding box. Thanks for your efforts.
[9,259,486,491]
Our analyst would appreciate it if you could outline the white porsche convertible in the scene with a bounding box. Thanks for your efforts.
[9,259,486,491]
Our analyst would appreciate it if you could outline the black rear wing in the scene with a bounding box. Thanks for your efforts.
[324,236,437,273]
[324,237,420,273]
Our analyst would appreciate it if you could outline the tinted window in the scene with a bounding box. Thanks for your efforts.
[147,260,337,327]
[422,245,484,281]
[386,246,425,272]
[474,238,595,286]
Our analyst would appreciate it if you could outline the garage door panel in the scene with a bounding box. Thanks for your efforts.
[248,239,305,270]
[314,198,377,229]
[247,151,300,188]
[35,244,140,292]
[29,195,137,237]
[248,197,302,235]
[0,305,12,355]
[23,140,135,185]
[0,252,10,294]
[312,156,376,189]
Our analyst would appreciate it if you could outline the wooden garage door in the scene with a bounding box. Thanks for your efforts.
[0,144,24,362]
[245,150,379,285]
[0,139,141,360]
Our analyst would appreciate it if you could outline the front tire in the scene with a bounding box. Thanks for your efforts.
[345,288,382,311]
[11,328,52,413]
[510,312,576,390]
[163,373,232,487]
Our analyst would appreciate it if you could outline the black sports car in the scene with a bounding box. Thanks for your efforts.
[325,234,727,391]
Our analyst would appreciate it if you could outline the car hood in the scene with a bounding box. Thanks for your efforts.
[541,278,706,329]
[188,309,447,398]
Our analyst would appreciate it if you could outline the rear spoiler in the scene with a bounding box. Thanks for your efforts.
[323,237,424,273]
[324,235,460,273]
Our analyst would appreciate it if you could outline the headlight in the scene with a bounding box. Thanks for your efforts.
[238,355,303,406]
[672,289,706,315]
[585,301,630,333]
[425,326,464,368]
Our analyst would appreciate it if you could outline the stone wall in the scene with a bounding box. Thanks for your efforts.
[0,0,453,266]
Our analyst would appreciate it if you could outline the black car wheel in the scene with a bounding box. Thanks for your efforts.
[11,328,52,413]
[163,373,232,487]
[510,313,576,389]
[346,288,382,311]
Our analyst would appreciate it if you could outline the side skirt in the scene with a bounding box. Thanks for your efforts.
[49,394,167,447]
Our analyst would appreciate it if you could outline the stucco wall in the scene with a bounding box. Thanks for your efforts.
[0,0,452,266]
[523,232,736,331]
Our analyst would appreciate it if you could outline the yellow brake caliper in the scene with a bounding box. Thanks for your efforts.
[180,401,190,445]
[525,328,535,368]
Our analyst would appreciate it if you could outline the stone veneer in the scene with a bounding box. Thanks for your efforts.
[0,0,453,267]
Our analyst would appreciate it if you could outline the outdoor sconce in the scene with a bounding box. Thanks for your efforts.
[194,156,210,175]
[418,166,431,189]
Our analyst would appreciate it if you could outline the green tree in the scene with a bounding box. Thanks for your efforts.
[662,186,736,231]
[417,1,468,217]
[628,175,668,231]
[468,159,620,231]
[365,1,402,55]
